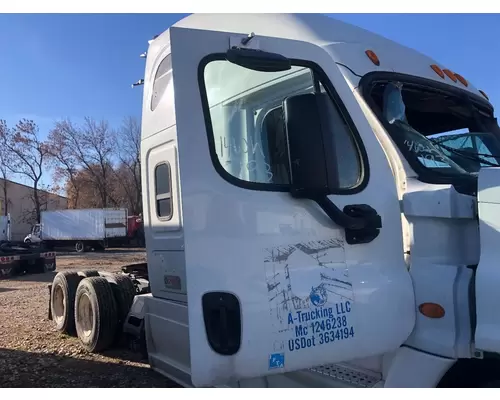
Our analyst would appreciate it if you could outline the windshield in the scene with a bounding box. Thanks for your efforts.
[365,79,500,180]
[430,131,500,172]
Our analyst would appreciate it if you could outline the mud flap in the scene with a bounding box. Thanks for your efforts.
[42,253,57,272]
[48,284,53,320]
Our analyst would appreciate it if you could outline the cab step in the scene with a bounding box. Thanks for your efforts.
[308,363,383,388]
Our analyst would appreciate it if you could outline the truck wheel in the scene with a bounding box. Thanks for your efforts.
[74,277,118,353]
[77,270,100,278]
[51,272,82,335]
[75,241,85,253]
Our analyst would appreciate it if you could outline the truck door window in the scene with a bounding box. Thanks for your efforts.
[200,59,363,191]
[154,163,172,220]
[260,107,290,185]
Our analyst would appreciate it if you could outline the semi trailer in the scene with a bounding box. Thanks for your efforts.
[49,13,500,388]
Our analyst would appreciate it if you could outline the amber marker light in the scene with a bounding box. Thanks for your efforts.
[419,303,445,319]
[443,69,458,82]
[430,64,445,79]
[455,73,469,87]
[365,50,380,66]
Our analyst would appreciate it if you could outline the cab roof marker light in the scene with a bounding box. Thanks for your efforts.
[442,69,458,83]
[479,90,489,100]
[430,64,445,79]
[365,50,380,66]
[455,73,469,87]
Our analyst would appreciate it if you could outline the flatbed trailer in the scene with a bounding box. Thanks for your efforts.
[0,241,56,279]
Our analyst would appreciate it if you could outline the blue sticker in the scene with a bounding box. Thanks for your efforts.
[269,353,284,370]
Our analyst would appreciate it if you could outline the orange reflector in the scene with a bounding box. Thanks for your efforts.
[365,50,380,66]
[430,64,445,79]
[419,303,445,319]
[455,73,468,87]
[479,90,489,100]
[442,69,458,82]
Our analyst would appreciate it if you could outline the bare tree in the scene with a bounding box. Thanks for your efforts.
[50,116,143,213]
[50,117,118,208]
[113,116,142,214]
[0,145,11,215]
[0,119,49,223]
[47,126,81,208]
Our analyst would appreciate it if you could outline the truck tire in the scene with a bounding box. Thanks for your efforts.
[105,274,136,330]
[77,270,100,278]
[51,272,82,335]
[75,241,85,253]
[74,277,118,353]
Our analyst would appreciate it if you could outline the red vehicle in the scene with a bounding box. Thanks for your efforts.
[126,214,144,247]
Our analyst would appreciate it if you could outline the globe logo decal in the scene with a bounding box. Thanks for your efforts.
[309,285,327,307]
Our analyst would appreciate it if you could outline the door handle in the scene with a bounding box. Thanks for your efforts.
[202,292,241,356]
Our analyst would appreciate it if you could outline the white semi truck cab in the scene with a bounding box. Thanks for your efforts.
[24,224,42,244]
[49,13,500,388]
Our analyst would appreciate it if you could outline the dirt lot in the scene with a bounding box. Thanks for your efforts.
[0,249,180,388]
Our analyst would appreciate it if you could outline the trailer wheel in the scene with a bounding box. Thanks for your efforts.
[51,272,82,335]
[75,277,118,353]
[77,270,100,278]
[75,241,85,253]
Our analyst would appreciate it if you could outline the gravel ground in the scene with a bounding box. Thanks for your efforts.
[0,249,181,388]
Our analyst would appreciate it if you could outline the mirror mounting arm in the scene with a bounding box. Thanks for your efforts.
[314,196,382,245]
[315,196,366,230]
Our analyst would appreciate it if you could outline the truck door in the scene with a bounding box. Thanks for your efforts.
[168,22,415,387]
[32,224,41,241]
[475,168,500,354]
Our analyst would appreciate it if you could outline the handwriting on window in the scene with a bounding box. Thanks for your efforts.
[218,136,274,183]
[404,139,448,165]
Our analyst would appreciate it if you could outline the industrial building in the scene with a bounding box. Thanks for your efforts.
[0,178,67,241]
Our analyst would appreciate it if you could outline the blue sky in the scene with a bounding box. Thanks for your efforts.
[0,13,498,185]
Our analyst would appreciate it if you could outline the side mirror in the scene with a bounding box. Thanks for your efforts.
[283,92,382,243]
[283,92,332,199]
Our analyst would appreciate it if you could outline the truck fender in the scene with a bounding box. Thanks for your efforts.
[122,294,151,358]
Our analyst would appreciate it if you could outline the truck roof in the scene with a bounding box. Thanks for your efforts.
[165,13,488,102]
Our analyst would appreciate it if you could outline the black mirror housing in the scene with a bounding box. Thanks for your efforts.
[283,92,334,198]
